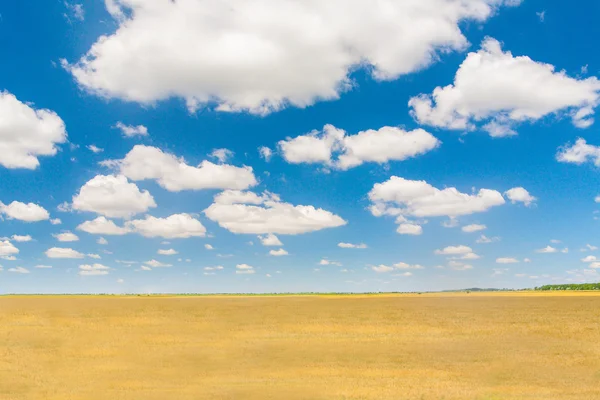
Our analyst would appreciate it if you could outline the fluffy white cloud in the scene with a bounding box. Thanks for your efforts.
[79,264,110,276]
[338,242,367,249]
[536,245,558,254]
[370,177,505,218]
[496,257,519,264]
[210,148,234,163]
[462,224,486,233]
[396,223,424,236]
[448,261,474,271]
[582,255,598,262]
[102,145,256,192]
[0,201,50,222]
[72,174,156,218]
[45,247,85,259]
[97,237,108,245]
[409,38,600,134]
[369,177,504,233]
[204,244,214,250]
[556,138,600,166]
[504,187,536,206]
[258,234,283,246]
[87,253,101,259]
[50,218,62,225]
[204,190,346,235]
[279,125,439,170]
[8,266,30,274]
[269,248,289,256]
[11,235,32,242]
[0,91,67,169]
[158,249,178,255]
[77,217,130,235]
[236,264,255,275]
[258,147,272,162]
[145,259,172,268]
[435,245,473,255]
[126,214,206,239]
[65,0,519,115]
[0,241,19,257]
[204,266,224,271]
[53,231,79,242]
[114,122,148,137]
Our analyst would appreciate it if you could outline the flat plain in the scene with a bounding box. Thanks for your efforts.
[1,292,600,400]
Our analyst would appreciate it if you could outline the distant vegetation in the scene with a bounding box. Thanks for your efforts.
[535,283,600,291]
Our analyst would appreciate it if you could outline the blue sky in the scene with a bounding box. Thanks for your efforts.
[1,0,600,294]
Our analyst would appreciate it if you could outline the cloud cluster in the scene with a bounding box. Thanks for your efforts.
[66,0,519,114]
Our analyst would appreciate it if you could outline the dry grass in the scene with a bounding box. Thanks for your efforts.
[1,292,600,399]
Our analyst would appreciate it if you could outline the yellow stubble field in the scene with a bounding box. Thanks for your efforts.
[1,292,600,400]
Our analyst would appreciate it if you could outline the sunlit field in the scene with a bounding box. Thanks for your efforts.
[2,292,600,400]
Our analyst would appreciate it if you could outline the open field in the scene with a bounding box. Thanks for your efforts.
[1,292,600,400]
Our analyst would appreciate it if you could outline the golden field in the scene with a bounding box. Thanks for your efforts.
[1,292,600,400]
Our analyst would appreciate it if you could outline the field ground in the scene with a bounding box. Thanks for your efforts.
[1,292,600,400]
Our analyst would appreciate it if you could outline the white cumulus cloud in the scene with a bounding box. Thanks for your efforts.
[53,231,79,242]
[77,217,130,235]
[126,214,206,239]
[462,224,486,233]
[204,190,346,235]
[269,248,289,257]
[102,145,256,192]
[0,91,67,169]
[409,37,600,135]
[79,263,110,276]
[496,257,519,264]
[504,187,536,206]
[279,125,440,170]
[72,174,156,218]
[45,247,85,259]
[258,234,283,246]
[0,201,50,222]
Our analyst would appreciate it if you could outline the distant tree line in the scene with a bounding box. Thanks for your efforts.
[535,283,600,291]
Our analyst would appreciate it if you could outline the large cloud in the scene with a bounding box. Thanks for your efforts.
[369,176,505,233]
[279,124,439,169]
[409,38,600,135]
[0,201,50,222]
[101,145,256,192]
[72,174,156,218]
[204,190,346,234]
[65,0,519,114]
[0,91,67,169]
